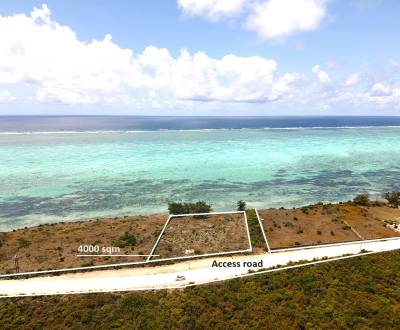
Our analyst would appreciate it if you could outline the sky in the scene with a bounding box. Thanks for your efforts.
[0,0,399,116]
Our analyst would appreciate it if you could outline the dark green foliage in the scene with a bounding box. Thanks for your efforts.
[1,251,399,329]
[353,193,370,206]
[383,191,400,208]
[168,201,212,214]
[237,200,246,211]
[114,232,137,248]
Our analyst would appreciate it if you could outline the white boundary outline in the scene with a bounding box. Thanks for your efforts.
[270,236,400,253]
[147,210,252,262]
[254,208,400,253]
[146,214,172,262]
[2,209,397,279]
[0,210,252,278]
[254,208,271,253]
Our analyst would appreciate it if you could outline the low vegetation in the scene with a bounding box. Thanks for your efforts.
[237,200,246,211]
[0,215,166,274]
[353,193,370,206]
[384,191,400,208]
[113,232,137,248]
[1,250,399,329]
[245,209,267,251]
[258,202,400,248]
[167,201,212,214]
[153,213,249,259]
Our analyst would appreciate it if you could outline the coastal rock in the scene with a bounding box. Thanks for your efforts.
[375,198,389,206]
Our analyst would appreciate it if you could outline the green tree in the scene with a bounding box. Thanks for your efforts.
[237,200,246,211]
[168,201,212,214]
[383,191,400,208]
[353,193,370,206]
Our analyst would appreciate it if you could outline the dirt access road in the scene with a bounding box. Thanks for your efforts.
[1,237,399,298]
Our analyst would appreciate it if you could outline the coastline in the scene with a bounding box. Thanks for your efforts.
[1,200,399,277]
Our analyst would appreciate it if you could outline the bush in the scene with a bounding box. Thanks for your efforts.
[353,193,370,206]
[114,232,137,248]
[168,201,212,214]
[237,200,246,211]
[383,191,400,208]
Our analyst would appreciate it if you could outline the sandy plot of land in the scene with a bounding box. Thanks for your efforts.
[0,215,166,274]
[336,205,400,240]
[152,213,249,259]
[364,206,400,224]
[258,207,360,249]
[259,204,400,249]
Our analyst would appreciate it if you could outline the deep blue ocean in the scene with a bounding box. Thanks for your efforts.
[1,115,400,132]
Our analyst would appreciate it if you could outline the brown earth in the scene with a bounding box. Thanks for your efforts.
[1,202,399,275]
[0,215,166,275]
[258,203,400,249]
[152,213,250,259]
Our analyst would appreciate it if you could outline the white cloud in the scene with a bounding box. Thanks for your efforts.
[0,90,16,102]
[177,0,247,20]
[177,0,330,41]
[136,48,288,102]
[1,4,400,112]
[245,0,328,40]
[312,64,330,83]
[0,5,141,104]
[344,73,360,86]
[352,83,400,107]
[0,4,300,105]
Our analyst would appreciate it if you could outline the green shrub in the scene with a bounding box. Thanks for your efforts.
[383,191,400,208]
[353,193,370,206]
[114,232,137,248]
[168,201,212,214]
[237,200,246,211]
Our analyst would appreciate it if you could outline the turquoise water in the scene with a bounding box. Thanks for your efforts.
[1,127,400,230]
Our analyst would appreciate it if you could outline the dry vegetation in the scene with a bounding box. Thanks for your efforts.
[0,215,166,274]
[153,213,249,259]
[258,203,400,249]
[1,201,399,275]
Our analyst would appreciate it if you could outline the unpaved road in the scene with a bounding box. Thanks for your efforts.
[1,238,399,298]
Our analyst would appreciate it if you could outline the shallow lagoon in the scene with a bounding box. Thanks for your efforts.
[1,126,400,230]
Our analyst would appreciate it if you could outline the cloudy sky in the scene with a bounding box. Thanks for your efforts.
[0,0,399,115]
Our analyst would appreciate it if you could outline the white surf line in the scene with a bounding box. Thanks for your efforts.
[0,238,400,298]
[254,208,271,253]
